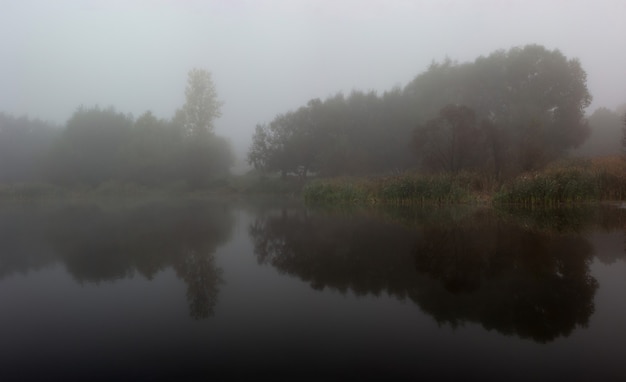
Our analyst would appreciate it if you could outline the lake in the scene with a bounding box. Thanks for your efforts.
[1,199,625,381]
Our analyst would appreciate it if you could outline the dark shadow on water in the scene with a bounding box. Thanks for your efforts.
[0,200,234,319]
[249,204,626,343]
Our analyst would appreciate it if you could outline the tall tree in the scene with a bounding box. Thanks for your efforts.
[174,68,232,188]
[178,68,222,137]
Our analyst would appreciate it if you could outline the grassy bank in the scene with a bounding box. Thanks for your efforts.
[303,172,492,205]
[302,157,626,206]
[3,156,625,206]
[494,157,626,206]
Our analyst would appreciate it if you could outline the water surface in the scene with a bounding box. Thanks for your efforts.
[1,200,625,380]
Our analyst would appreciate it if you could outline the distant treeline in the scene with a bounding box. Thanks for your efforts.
[2,45,626,192]
[248,44,626,180]
[0,68,233,190]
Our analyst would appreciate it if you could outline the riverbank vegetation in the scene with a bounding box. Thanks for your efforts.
[2,45,626,205]
[0,68,233,198]
[302,156,626,206]
[248,45,595,180]
[247,44,626,206]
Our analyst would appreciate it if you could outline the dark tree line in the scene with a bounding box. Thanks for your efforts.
[0,113,58,183]
[0,68,233,189]
[248,89,415,177]
[248,44,594,179]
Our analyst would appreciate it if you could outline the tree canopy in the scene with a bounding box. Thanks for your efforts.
[0,68,234,189]
[249,44,594,179]
[0,113,57,183]
[407,44,592,175]
[177,68,223,137]
[47,106,133,185]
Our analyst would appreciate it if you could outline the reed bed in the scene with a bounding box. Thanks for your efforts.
[494,156,626,206]
[303,173,481,205]
[304,156,626,206]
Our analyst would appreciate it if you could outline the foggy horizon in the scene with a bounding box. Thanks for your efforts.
[4,2,626,379]
[2,0,626,159]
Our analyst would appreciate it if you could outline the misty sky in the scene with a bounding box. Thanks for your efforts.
[2,0,625,157]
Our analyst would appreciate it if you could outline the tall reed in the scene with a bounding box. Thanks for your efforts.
[303,174,478,205]
[494,157,626,206]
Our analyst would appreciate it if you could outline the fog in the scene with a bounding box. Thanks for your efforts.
[2,0,626,163]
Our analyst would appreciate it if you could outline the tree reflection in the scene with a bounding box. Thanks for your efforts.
[249,206,625,342]
[250,209,417,296]
[173,248,223,319]
[413,211,597,342]
[0,200,233,319]
[0,207,57,278]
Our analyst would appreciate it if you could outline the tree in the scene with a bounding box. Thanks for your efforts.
[405,44,592,175]
[0,113,57,183]
[119,111,183,185]
[413,104,483,173]
[178,68,222,137]
[174,68,233,188]
[47,106,132,185]
[247,90,415,178]
[247,99,328,179]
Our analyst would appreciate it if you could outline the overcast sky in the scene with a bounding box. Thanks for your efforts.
[1,0,625,157]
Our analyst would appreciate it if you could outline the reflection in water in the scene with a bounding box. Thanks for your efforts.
[413,210,597,342]
[249,206,626,343]
[174,248,223,319]
[0,200,233,319]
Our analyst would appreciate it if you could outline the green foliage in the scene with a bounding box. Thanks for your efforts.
[303,174,475,205]
[304,178,371,204]
[494,164,600,206]
[119,111,183,186]
[412,104,483,173]
[39,68,232,190]
[47,106,133,185]
[377,175,472,204]
[248,90,416,178]
[592,156,626,200]
[250,44,592,180]
[0,113,58,183]
[405,45,592,176]
[247,98,331,178]
[305,155,626,206]
[178,68,223,136]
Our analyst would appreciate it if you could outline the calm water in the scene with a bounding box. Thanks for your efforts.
[1,199,626,381]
